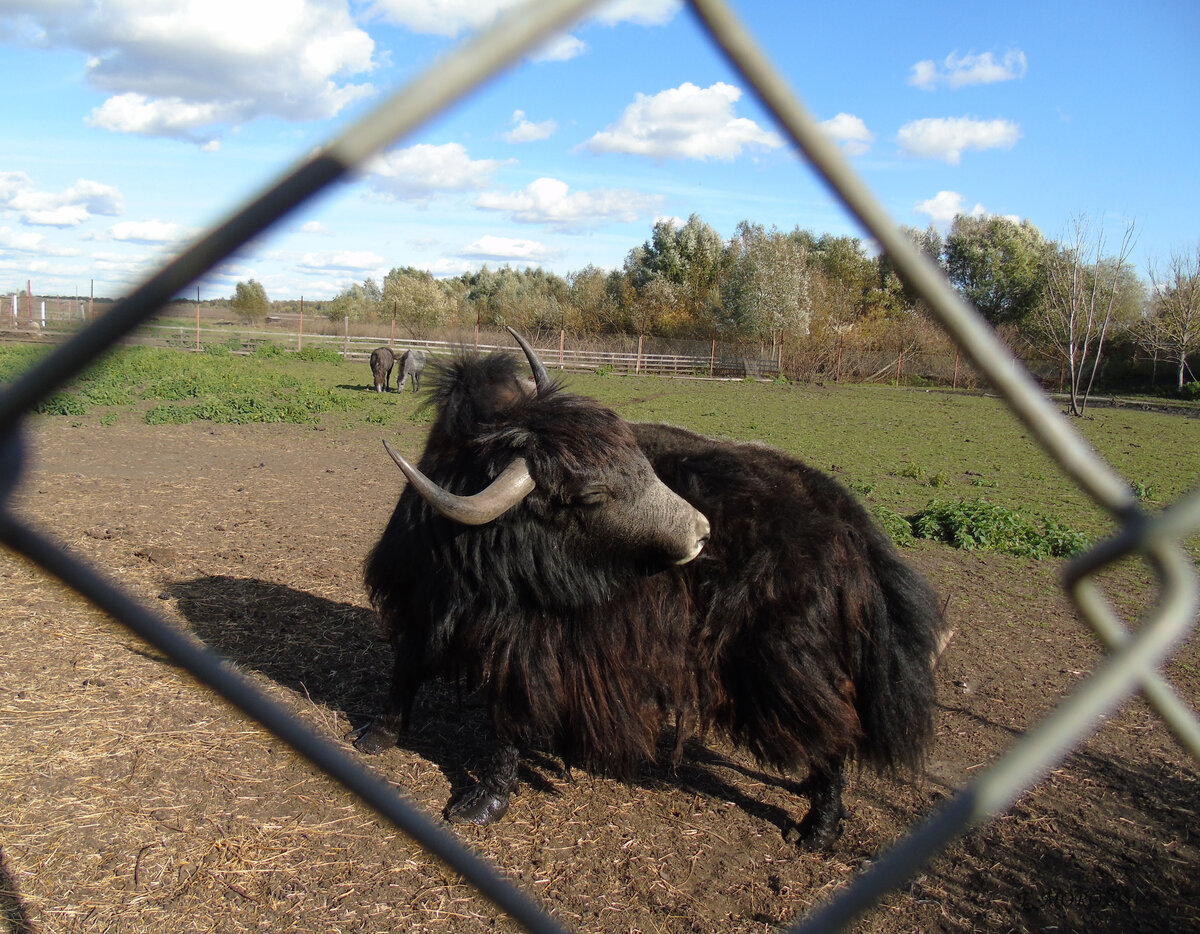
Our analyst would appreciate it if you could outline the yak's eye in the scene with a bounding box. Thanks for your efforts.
[573,483,612,507]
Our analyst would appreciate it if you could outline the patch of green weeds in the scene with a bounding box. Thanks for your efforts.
[909,498,1088,559]
[872,505,916,547]
[297,345,342,364]
[1130,480,1157,502]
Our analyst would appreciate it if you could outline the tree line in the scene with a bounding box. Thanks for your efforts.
[230,213,1200,414]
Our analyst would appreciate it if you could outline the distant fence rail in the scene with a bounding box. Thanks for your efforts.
[1,320,784,380]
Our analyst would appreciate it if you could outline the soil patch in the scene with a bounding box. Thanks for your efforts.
[1,417,1196,933]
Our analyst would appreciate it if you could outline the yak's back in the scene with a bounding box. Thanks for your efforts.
[631,421,943,774]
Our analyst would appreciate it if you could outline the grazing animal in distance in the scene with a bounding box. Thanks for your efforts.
[356,329,945,849]
[397,348,426,393]
[369,347,395,393]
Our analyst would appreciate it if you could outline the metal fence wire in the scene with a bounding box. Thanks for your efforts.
[1,0,1197,931]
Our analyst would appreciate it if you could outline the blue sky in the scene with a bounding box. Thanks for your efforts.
[1,0,1197,301]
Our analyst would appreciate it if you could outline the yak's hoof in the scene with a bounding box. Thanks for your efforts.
[445,785,511,826]
[785,812,844,852]
[350,721,400,755]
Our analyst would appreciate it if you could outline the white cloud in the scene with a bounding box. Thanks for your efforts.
[0,226,47,252]
[364,143,502,202]
[581,82,783,161]
[300,221,331,235]
[2,0,376,144]
[460,235,560,262]
[476,177,664,231]
[914,190,986,224]
[110,220,187,243]
[503,110,557,143]
[0,172,123,227]
[896,116,1020,164]
[86,94,228,146]
[592,0,682,26]
[531,33,585,63]
[819,113,874,156]
[367,0,680,37]
[909,50,1028,91]
[298,250,386,272]
[0,226,80,256]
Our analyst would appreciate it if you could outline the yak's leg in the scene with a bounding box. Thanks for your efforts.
[353,636,422,755]
[788,757,847,851]
[445,741,520,826]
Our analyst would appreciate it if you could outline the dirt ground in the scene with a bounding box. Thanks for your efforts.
[1,414,1197,933]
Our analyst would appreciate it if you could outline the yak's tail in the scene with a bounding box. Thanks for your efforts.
[853,536,946,774]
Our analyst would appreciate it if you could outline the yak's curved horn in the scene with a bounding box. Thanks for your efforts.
[506,326,552,396]
[383,439,534,526]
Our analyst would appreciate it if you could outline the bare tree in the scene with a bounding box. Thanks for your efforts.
[1141,243,1200,391]
[1033,214,1138,416]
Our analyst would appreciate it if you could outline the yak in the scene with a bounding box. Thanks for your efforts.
[397,348,427,393]
[369,347,394,393]
[356,329,945,849]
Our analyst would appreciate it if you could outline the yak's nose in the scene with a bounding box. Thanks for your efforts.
[675,510,711,565]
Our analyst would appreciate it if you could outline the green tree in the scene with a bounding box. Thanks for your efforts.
[231,279,269,323]
[944,215,1049,327]
[720,221,811,340]
[382,266,450,329]
[1141,243,1200,390]
[325,282,373,324]
[567,265,619,334]
[881,225,946,314]
[624,213,725,334]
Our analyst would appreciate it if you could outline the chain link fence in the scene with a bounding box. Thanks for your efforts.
[1,1,1196,931]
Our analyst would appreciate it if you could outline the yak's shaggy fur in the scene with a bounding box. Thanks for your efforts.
[361,349,944,847]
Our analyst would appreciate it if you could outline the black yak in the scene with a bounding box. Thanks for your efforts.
[397,348,427,393]
[357,329,944,849]
[369,347,394,393]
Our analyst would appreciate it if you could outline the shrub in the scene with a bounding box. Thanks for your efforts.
[297,345,342,364]
[909,498,1087,559]
[36,393,88,416]
[872,505,915,547]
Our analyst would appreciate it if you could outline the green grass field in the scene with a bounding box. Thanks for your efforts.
[3,343,1197,555]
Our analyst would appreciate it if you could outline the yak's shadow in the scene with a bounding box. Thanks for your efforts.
[166,575,812,836]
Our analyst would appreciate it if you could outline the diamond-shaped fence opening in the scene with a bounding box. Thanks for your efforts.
[1,1,1197,931]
